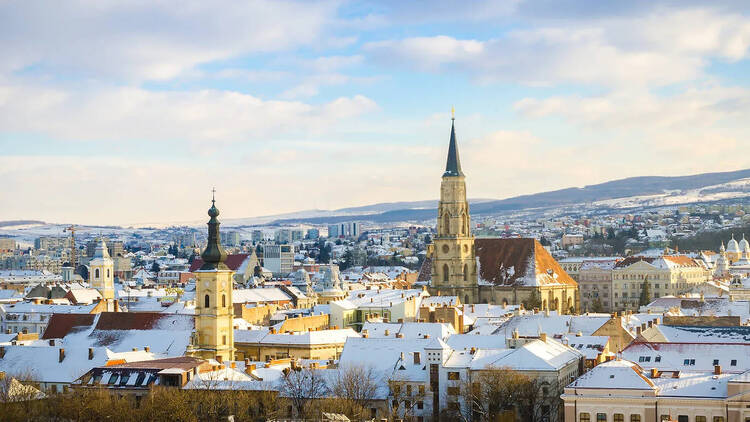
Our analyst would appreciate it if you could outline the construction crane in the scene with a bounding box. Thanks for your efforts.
[63,225,77,270]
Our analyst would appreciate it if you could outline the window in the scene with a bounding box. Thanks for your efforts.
[683,359,695,366]
[222,335,227,345]
[597,414,607,422]
[655,356,661,362]
[447,387,460,396]
[631,416,641,422]
[713,417,725,422]
[448,372,460,380]
[696,417,706,422]
[204,294,210,308]
[106,269,110,278]
[713,359,719,366]
[222,294,226,308]
[614,414,624,422]
[417,401,423,410]
[108,374,119,385]
[463,264,468,282]
[95,269,100,278]
[407,385,412,395]
[678,416,688,422]
[418,385,425,395]
[443,264,449,282]
[580,414,590,422]
[731,359,737,366]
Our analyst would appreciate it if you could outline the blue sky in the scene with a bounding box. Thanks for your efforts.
[1,0,750,225]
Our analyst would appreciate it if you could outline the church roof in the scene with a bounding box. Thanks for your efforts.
[475,238,577,287]
[443,118,464,177]
[190,253,250,273]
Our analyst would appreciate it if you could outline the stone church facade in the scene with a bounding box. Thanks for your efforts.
[420,117,579,313]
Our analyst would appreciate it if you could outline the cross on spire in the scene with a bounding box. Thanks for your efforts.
[211,187,216,204]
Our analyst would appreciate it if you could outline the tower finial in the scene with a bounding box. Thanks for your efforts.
[212,187,216,204]
[451,106,455,121]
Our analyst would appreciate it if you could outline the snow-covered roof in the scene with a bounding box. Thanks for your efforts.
[622,342,750,372]
[232,288,292,304]
[361,321,455,340]
[234,328,359,345]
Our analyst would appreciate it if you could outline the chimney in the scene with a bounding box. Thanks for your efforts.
[714,365,722,375]
[636,326,642,335]
[144,346,150,353]
[270,328,276,334]
[540,333,547,343]
[413,352,421,365]
[362,332,369,338]
[470,347,476,355]
[648,321,653,328]
[398,319,404,323]
[132,347,139,352]
[471,304,475,313]
[0,347,5,359]
[88,348,94,360]
[423,334,430,339]
[612,312,618,319]
[396,333,404,339]
[59,348,65,363]
[230,362,236,369]
[22,328,27,334]
[641,323,646,331]
[384,329,390,337]
[216,355,223,363]
[48,339,55,346]
[245,358,250,366]
[400,352,405,361]
[650,368,659,378]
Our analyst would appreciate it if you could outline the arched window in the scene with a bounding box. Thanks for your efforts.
[463,264,468,281]
[95,269,100,278]
[443,214,450,234]
[106,269,110,278]
[443,264,449,282]
[204,294,210,308]
[222,294,226,308]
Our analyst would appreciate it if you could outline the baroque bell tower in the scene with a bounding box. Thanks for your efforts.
[429,112,478,303]
[187,191,235,362]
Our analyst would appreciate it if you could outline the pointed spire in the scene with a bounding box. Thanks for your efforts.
[200,190,228,271]
[443,111,464,177]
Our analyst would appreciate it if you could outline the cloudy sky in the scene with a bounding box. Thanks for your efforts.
[2,1,750,225]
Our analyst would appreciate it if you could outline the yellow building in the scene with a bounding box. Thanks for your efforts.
[89,238,114,301]
[187,195,235,362]
[422,116,579,312]
[611,255,711,311]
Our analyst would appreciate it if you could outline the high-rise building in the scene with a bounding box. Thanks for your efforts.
[251,230,264,244]
[221,231,241,247]
[187,196,235,362]
[291,229,304,242]
[275,229,292,244]
[307,228,320,240]
[263,244,294,277]
[0,238,16,253]
[328,224,341,238]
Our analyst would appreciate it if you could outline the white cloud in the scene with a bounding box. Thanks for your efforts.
[364,6,750,88]
[0,83,378,143]
[0,0,342,81]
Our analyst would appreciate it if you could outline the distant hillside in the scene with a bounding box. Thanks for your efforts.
[268,168,750,225]
[0,220,46,227]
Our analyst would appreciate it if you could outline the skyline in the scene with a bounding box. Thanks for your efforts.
[2,1,750,225]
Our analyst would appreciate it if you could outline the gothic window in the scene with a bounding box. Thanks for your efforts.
[442,244,450,254]
[443,214,450,234]
[106,269,110,278]
[443,264,449,282]
[95,269,100,278]
[463,264,468,282]
[222,294,226,308]
[204,294,210,308]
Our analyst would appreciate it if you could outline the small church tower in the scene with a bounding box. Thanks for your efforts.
[188,192,235,362]
[429,112,478,303]
[89,238,114,300]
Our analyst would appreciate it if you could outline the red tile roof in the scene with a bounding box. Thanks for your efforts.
[93,312,190,331]
[189,253,249,272]
[41,313,96,339]
[475,238,576,287]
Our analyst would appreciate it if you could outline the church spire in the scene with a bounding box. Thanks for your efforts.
[200,189,228,270]
[443,112,464,177]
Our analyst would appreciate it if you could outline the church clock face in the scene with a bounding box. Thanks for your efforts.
[204,281,209,288]
[442,244,450,253]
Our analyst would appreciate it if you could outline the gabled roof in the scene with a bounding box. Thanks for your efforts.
[41,313,96,339]
[568,360,656,390]
[475,238,577,287]
[190,253,250,272]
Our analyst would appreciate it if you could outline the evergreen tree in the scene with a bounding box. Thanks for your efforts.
[639,276,651,306]
[151,262,161,273]
[523,289,542,310]
[591,297,604,313]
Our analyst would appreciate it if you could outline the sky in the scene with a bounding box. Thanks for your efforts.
[2,0,750,226]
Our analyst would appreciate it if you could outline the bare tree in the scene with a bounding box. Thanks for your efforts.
[277,366,329,418]
[388,378,427,422]
[448,366,539,422]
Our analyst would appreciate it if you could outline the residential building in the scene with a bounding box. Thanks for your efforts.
[263,244,294,277]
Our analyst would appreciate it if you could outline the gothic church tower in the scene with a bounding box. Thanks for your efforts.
[430,115,478,303]
[188,194,235,362]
